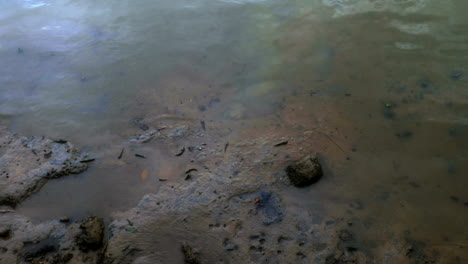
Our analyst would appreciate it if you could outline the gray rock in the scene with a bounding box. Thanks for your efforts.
[0,213,100,263]
[0,130,88,207]
[286,154,323,187]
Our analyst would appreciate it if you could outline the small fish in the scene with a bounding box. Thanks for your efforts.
[135,154,146,159]
[224,142,229,153]
[118,148,125,159]
[80,158,95,163]
[185,168,198,174]
[158,178,168,182]
[53,139,68,144]
[200,120,206,131]
[141,169,148,181]
[274,141,288,147]
[175,147,185,156]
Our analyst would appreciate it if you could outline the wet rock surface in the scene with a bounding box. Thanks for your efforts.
[181,243,201,264]
[0,120,465,264]
[0,127,88,207]
[0,213,103,264]
[286,154,323,187]
[76,217,104,252]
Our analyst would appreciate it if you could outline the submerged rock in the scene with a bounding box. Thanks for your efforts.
[286,154,323,187]
[76,216,105,251]
[182,243,202,264]
[0,130,88,207]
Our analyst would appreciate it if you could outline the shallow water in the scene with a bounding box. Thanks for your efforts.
[1,0,468,260]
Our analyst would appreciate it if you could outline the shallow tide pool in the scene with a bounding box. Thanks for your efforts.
[1,0,467,262]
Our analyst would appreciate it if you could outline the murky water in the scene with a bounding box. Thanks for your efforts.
[1,0,468,260]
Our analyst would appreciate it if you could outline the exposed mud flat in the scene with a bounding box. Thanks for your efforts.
[0,122,88,207]
[0,214,104,264]
[0,122,101,263]
[1,118,466,263]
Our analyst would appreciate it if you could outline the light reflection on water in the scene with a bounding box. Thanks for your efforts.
[0,0,467,259]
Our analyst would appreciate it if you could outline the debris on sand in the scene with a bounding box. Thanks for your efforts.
[129,130,157,143]
[286,154,323,187]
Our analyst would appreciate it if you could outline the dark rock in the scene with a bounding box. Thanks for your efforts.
[76,217,104,251]
[286,154,323,187]
[181,242,201,264]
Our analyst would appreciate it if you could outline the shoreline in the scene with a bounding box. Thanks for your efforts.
[0,120,460,263]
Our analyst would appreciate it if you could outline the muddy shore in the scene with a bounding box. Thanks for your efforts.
[1,118,464,264]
